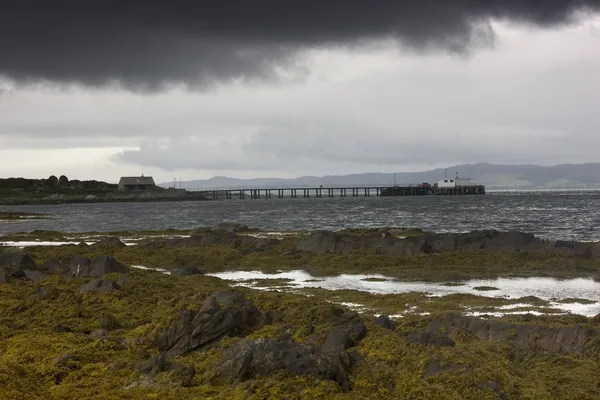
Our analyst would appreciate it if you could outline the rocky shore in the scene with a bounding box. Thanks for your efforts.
[0,225,599,398]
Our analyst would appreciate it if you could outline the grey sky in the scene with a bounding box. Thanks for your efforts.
[0,2,599,183]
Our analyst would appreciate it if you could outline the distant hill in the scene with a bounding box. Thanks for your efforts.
[161,163,600,191]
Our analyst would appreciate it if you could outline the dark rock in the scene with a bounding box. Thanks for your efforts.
[213,222,250,233]
[23,269,50,283]
[322,311,368,353]
[80,279,120,293]
[424,314,595,355]
[155,291,261,358]
[0,249,37,270]
[170,267,203,277]
[217,337,353,391]
[10,269,26,278]
[90,237,126,248]
[374,315,397,330]
[71,255,128,278]
[0,268,6,283]
[406,331,456,347]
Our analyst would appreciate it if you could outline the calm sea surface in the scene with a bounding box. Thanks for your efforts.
[1,191,600,241]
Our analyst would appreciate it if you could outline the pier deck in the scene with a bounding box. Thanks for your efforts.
[195,184,485,200]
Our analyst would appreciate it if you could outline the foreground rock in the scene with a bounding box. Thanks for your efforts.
[423,314,595,355]
[155,291,261,357]
[218,311,368,391]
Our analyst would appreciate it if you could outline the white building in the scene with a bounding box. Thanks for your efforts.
[436,178,472,188]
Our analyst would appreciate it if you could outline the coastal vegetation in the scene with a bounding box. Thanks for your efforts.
[1,225,599,398]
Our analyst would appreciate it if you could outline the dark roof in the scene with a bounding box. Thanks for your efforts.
[118,176,155,186]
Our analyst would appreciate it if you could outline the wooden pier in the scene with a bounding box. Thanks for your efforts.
[197,183,485,200]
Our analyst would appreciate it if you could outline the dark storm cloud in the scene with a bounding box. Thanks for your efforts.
[0,1,598,89]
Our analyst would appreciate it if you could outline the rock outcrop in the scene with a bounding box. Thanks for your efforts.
[423,314,595,355]
[217,311,368,391]
[155,291,261,358]
[90,237,126,248]
[294,229,600,258]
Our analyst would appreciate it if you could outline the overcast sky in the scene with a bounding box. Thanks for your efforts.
[0,2,599,183]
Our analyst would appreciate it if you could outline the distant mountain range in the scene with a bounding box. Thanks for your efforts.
[160,163,600,191]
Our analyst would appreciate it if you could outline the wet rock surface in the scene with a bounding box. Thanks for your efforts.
[155,291,261,357]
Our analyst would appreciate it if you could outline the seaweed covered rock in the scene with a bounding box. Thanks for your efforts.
[217,336,354,391]
[425,314,595,354]
[90,237,126,248]
[155,291,261,357]
[69,255,128,278]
